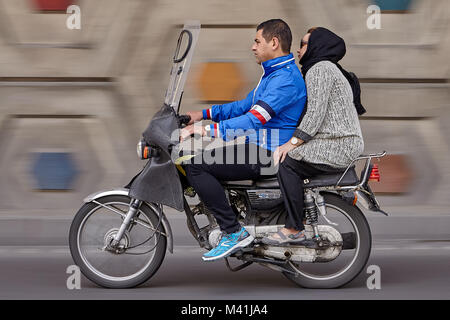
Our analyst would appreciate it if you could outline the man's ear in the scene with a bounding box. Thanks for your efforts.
[272,37,280,51]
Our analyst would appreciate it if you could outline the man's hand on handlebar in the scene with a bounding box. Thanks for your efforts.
[179,124,206,142]
[185,111,203,125]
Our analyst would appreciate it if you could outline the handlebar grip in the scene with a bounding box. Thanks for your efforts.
[178,115,191,126]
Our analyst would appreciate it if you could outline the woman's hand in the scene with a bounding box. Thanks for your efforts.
[273,140,299,166]
[179,124,206,142]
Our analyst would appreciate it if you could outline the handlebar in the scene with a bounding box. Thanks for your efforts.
[177,114,191,126]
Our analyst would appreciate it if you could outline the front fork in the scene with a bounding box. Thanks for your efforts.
[110,198,142,248]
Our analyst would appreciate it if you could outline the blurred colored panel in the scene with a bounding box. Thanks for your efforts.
[369,155,413,194]
[197,62,245,102]
[372,0,413,12]
[31,152,78,190]
[31,0,74,12]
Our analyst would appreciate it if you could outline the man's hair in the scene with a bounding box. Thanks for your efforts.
[256,19,292,53]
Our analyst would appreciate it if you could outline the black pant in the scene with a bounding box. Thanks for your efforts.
[277,155,331,231]
[185,144,271,234]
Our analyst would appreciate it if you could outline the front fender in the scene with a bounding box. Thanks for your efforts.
[83,188,174,253]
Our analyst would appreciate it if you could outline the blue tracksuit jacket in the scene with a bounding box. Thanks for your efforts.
[202,53,307,151]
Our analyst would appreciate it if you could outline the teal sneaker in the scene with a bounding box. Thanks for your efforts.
[202,227,254,262]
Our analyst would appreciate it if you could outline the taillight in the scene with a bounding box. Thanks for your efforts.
[369,164,380,182]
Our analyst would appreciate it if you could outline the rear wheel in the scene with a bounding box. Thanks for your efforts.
[69,195,167,288]
[282,193,372,288]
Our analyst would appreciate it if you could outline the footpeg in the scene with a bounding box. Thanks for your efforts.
[224,258,253,272]
[230,247,253,257]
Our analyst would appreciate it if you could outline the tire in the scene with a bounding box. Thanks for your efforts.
[282,193,372,289]
[69,195,167,288]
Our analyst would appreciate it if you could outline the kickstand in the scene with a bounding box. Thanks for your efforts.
[224,258,253,272]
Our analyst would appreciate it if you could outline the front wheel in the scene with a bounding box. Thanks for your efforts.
[282,193,372,289]
[69,195,167,288]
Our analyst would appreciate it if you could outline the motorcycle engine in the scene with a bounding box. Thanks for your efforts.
[208,228,222,248]
[205,189,286,248]
[246,189,283,210]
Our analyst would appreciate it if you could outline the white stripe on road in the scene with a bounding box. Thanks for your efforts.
[373,246,450,251]
[1,244,450,257]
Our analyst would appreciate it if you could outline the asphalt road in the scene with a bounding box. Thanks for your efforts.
[1,239,449,300]
[1,206,450,300]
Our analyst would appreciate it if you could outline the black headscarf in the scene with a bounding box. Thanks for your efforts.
[300,27,366,115]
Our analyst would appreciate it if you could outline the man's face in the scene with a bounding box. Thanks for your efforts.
[252,29,274,64]
[297,33,311,62]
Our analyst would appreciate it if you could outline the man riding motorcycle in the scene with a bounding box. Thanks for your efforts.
[179,19,307,261]
[69,20,386,289]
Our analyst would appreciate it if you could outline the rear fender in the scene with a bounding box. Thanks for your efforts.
[355,189,388,216]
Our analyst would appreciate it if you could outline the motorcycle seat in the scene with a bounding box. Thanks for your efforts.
[303,166,359,188]
[254,166,359,188]
[222,166,359,188]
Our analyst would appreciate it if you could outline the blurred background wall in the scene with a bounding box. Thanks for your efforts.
[0,0,449,218]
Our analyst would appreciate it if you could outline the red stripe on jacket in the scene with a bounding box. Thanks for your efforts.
[249,109,267,124]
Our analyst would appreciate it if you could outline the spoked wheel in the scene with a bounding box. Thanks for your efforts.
[69,195,167,288]
[281,193,372,289]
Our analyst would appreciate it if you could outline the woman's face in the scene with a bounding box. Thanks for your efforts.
[297,33,311,62]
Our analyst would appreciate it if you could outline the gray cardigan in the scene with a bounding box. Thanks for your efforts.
[288,61,364,169]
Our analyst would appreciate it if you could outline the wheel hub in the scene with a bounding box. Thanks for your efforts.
[103,228,130,254]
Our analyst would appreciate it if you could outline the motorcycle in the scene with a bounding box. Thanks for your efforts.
[69,21,388,289]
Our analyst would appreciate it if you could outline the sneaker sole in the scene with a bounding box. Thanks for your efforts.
[202,235,254,262]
